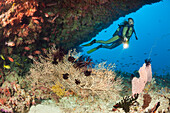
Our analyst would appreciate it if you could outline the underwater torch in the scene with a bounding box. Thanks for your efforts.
[123,42,129,49]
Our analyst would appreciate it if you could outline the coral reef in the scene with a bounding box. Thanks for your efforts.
[112,67,170,113]
[0,46,169,113]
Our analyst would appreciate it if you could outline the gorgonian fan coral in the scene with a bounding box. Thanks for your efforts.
[26,46,123,101]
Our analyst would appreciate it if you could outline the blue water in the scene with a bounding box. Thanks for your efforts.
[80,0,170,75]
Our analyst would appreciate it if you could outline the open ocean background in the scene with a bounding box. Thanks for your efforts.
[80,0,170,75]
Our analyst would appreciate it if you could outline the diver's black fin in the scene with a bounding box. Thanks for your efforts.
[82,39,96,46]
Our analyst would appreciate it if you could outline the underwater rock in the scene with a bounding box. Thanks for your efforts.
[29,101,63,113]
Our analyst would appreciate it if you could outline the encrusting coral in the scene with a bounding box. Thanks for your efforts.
[51,82,66,98]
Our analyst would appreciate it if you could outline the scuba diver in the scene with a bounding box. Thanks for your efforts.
[82,18,138,54]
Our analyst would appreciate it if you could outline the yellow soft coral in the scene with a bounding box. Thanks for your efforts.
[51,82,65,97]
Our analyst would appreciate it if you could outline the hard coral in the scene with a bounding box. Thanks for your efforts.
[0,81,35,113]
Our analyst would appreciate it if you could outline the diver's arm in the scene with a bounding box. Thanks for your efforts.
[133,28,138,40]
[122,26,128,42]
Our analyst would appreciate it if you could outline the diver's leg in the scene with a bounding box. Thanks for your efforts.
[82,35,120,47]
[102,42,121,49]
[87,39,122,54]
[96,35,120,44]
[100,38,123,49]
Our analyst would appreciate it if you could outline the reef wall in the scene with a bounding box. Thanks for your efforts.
[45,0,161,50]
[0,0,161,54]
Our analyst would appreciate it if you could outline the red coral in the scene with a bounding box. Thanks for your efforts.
[0,98,6,105]
[4,87,11,96]
[0,0,43,40]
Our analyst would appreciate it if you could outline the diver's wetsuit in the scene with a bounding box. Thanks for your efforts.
[96,24,134,49]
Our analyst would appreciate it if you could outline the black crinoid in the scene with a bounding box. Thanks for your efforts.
[52,47,67,64]
[68,56,75,63]
[145,58,151,67]
[67,55,93,77]
[72,55,94,77]
[63,73,69,79]
[84,70,92,76]
[112,94,139,113]
[73,55,94,69]
[75,79,81,85]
